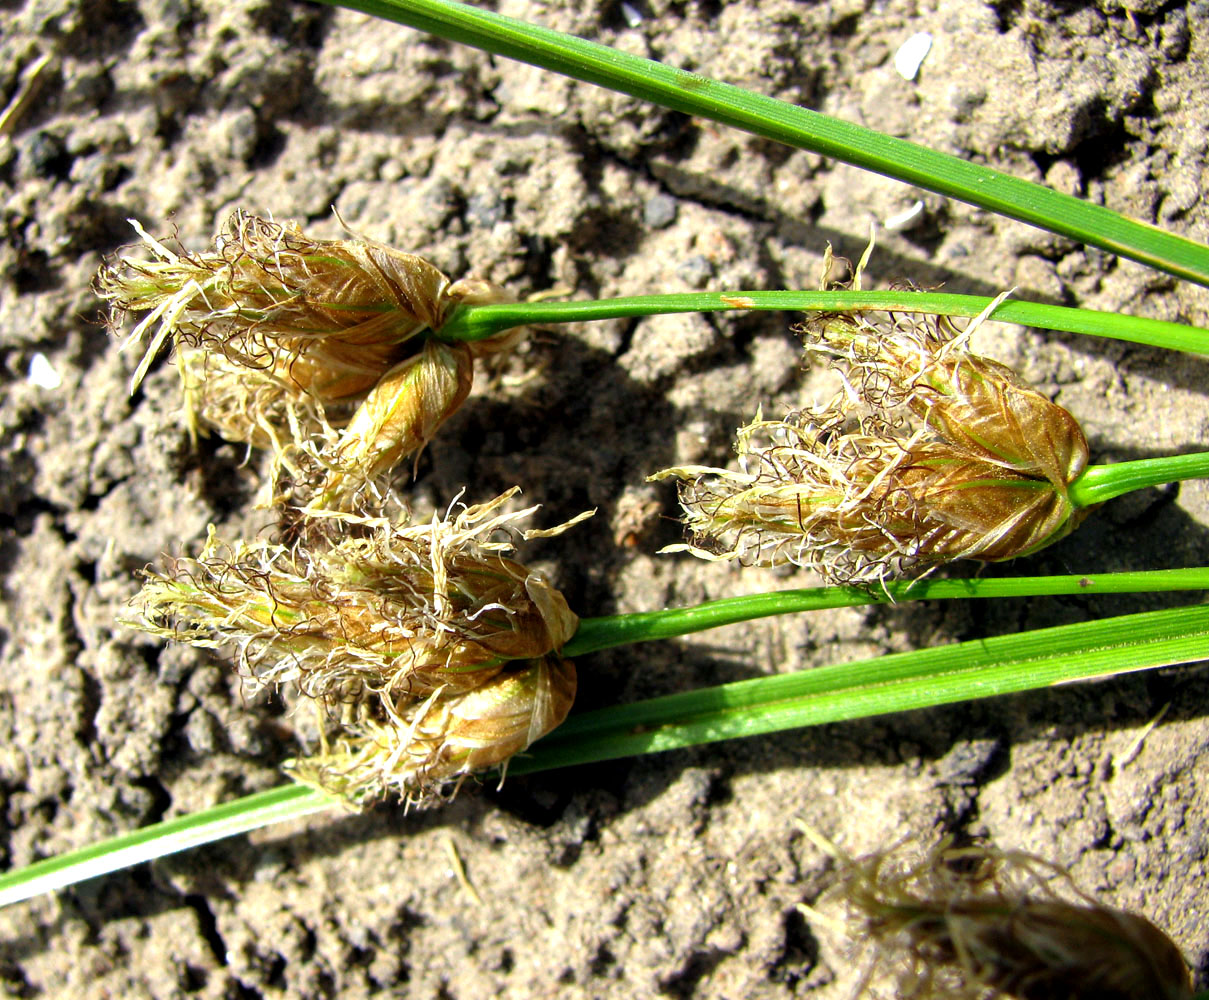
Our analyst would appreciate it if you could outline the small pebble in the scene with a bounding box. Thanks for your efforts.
[28,352,61,389]
[675,254,714,287]
[643,193,678,229]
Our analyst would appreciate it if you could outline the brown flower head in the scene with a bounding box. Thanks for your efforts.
[802,831,1193,1000]
[286,654,577,809]
[96,214,514,495]
[121,489,588,705]
[653,280,1093,583]
[96,212,470,398]
[807,306,1088,492]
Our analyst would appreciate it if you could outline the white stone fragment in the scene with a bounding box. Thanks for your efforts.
[28,352,61,389]
[894,31,933,81]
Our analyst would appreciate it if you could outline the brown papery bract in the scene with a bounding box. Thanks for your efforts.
[305,338,476,511]
[286,654,577,809]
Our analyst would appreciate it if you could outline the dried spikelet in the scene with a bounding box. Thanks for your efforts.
[96,213,516,495]
[653,261,1094,583]
[96,212,480,396]
[177,347,340,485]
[801,831,1193,1000]
[120,489,587,705]
[285,654,577,809]
[806,307,1089,490]
[654,400,1091,583]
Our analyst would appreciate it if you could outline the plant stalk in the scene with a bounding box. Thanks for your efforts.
[564,568,1209,656]
[438,292,1209,357]
[530,600,1209,771]
[1069,453,1209,507]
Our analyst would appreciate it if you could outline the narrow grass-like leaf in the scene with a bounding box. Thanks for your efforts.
[0,784,332,908]
[525,601,1209,771]
[2,572,1206,908]
[313,0,1209,289]
[439,292,1209,357]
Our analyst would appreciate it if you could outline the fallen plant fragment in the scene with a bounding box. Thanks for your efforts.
[800,827,1194,1000]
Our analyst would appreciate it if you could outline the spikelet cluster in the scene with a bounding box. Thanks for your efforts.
[286,654,577,809]
[654,257,1092,584]
[106,212,590,807]
[96,212,513,508]
[124,490,588,807]
[804,832,1192,1000]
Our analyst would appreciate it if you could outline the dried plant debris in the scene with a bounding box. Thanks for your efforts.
[654,253,1091,585]
[96,212,514,505]
[803,831,1193,1000]
[122,489,592,806]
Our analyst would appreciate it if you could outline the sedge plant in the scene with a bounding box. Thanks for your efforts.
[5,10,1209,987]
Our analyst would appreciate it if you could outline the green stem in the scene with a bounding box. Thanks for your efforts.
[1069,453,1209,507]
[3,577,1208,907]
[564,567,1209,657]
[0,784,332,907]
[312,0,1209,289]
[437,291,1209,356]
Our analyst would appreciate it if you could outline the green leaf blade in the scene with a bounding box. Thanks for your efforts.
[323,0,1209,289]
[529,602,1209,770]
[0,785,332,909]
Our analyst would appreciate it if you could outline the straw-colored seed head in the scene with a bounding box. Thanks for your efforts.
[96,212,465,399]
[808,834,1192,1000]
[97,213,518,503]
[808,311,1090,488]
[286,654,577,809]
[121,489,585,705]
[653,300,1093,583]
